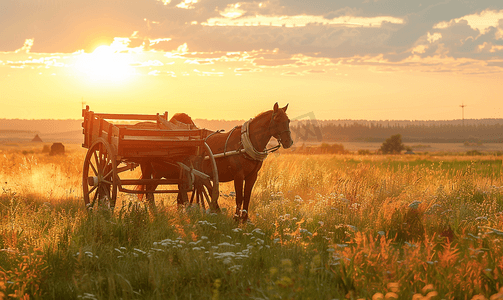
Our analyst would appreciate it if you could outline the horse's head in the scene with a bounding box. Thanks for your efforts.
[270,102,293,149]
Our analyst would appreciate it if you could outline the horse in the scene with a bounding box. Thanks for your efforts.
[137,103,293,222]
[203,102,293,221]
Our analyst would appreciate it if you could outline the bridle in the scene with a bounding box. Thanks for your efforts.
[269,111,291,145]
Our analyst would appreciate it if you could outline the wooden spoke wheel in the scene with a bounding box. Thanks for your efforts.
[82,138,118,209]
[189,142,220,211]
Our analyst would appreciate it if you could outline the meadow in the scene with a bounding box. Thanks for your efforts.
[1,145,503,299]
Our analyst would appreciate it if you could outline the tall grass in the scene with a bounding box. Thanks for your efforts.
[1,149,503,299]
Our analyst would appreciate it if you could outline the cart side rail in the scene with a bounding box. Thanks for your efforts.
[83,105,168,122]
[82,105,169,149]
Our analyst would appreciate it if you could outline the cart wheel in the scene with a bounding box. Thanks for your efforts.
[190,142,219,211]
[82,138,118,209]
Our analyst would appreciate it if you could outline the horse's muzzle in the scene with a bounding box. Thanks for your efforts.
[280,137,293,149]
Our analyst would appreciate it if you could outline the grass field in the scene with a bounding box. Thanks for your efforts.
[1,146,503,299]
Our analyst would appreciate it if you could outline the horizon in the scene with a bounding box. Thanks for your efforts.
[2,117,503,122]
[1,1,502,120]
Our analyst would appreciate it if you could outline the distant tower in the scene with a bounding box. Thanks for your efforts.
[460,103,467,126]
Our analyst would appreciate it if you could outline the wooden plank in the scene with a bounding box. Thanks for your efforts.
[118,187,185,194]
[93,113,158,121]
[121,128,204,137]
[108,123,113,145]
[157,114,176,130]
[119,178,182,185]
[82,106,90,148]
[120,148,198,158]
[120,140,203,148]
[88,111,95,147]
[99,118,104,138]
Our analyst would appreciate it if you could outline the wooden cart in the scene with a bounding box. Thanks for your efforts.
[81,106,219,210]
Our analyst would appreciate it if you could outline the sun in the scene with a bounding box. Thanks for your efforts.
[75,44,135,82]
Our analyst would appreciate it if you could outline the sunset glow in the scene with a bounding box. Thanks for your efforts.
[75,45,135,82]
[0,1,502,120]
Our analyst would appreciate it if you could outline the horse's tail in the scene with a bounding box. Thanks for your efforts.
[134,175,145,201]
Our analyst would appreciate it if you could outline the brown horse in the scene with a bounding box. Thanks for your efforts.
[138,103,293,221]
[203,102,293,221]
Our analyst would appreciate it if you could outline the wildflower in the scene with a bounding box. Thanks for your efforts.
[340,197,349,204]
[408,201,421,209]
[223,257,232,265]
[471,295,487,300]
[212,279,221,300]
[347,225,358,232]
[422,284,435,294]
[276,276,293,287]
[490,288,503,300]
[281,259,292,268]
[252,228,265,235]
[412,294,423,300]
[270,267,278,276]
[385,292,398,299]
[228,265,242,272]
[372,293,384,300]
[134,248,146,255]
[387,282,399,293]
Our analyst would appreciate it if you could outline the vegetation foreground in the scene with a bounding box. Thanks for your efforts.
[1,149,503,299]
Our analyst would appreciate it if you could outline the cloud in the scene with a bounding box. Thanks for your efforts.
[1,0,502,69]
[14,39,34,53]
[281,71,301,76]
[4,55,66,69]
[176,0,199,9]
[203,14,403,28]
[435,9,503,34]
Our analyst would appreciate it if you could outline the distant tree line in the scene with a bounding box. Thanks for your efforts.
[291,121,503,143]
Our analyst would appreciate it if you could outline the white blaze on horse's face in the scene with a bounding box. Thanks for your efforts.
[271,103,294,149]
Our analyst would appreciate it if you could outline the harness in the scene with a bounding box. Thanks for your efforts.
[221,111,289,161]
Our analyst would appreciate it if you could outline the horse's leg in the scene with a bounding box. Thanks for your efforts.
[233,176,244,220]
[242,172,258,222]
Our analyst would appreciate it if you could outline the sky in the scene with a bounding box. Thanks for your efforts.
[1,0,503,121]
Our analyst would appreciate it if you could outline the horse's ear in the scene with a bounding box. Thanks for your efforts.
[273,102,279,113]
[282,103,289,112]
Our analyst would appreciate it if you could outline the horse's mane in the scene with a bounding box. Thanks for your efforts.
[253,109,273,119]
